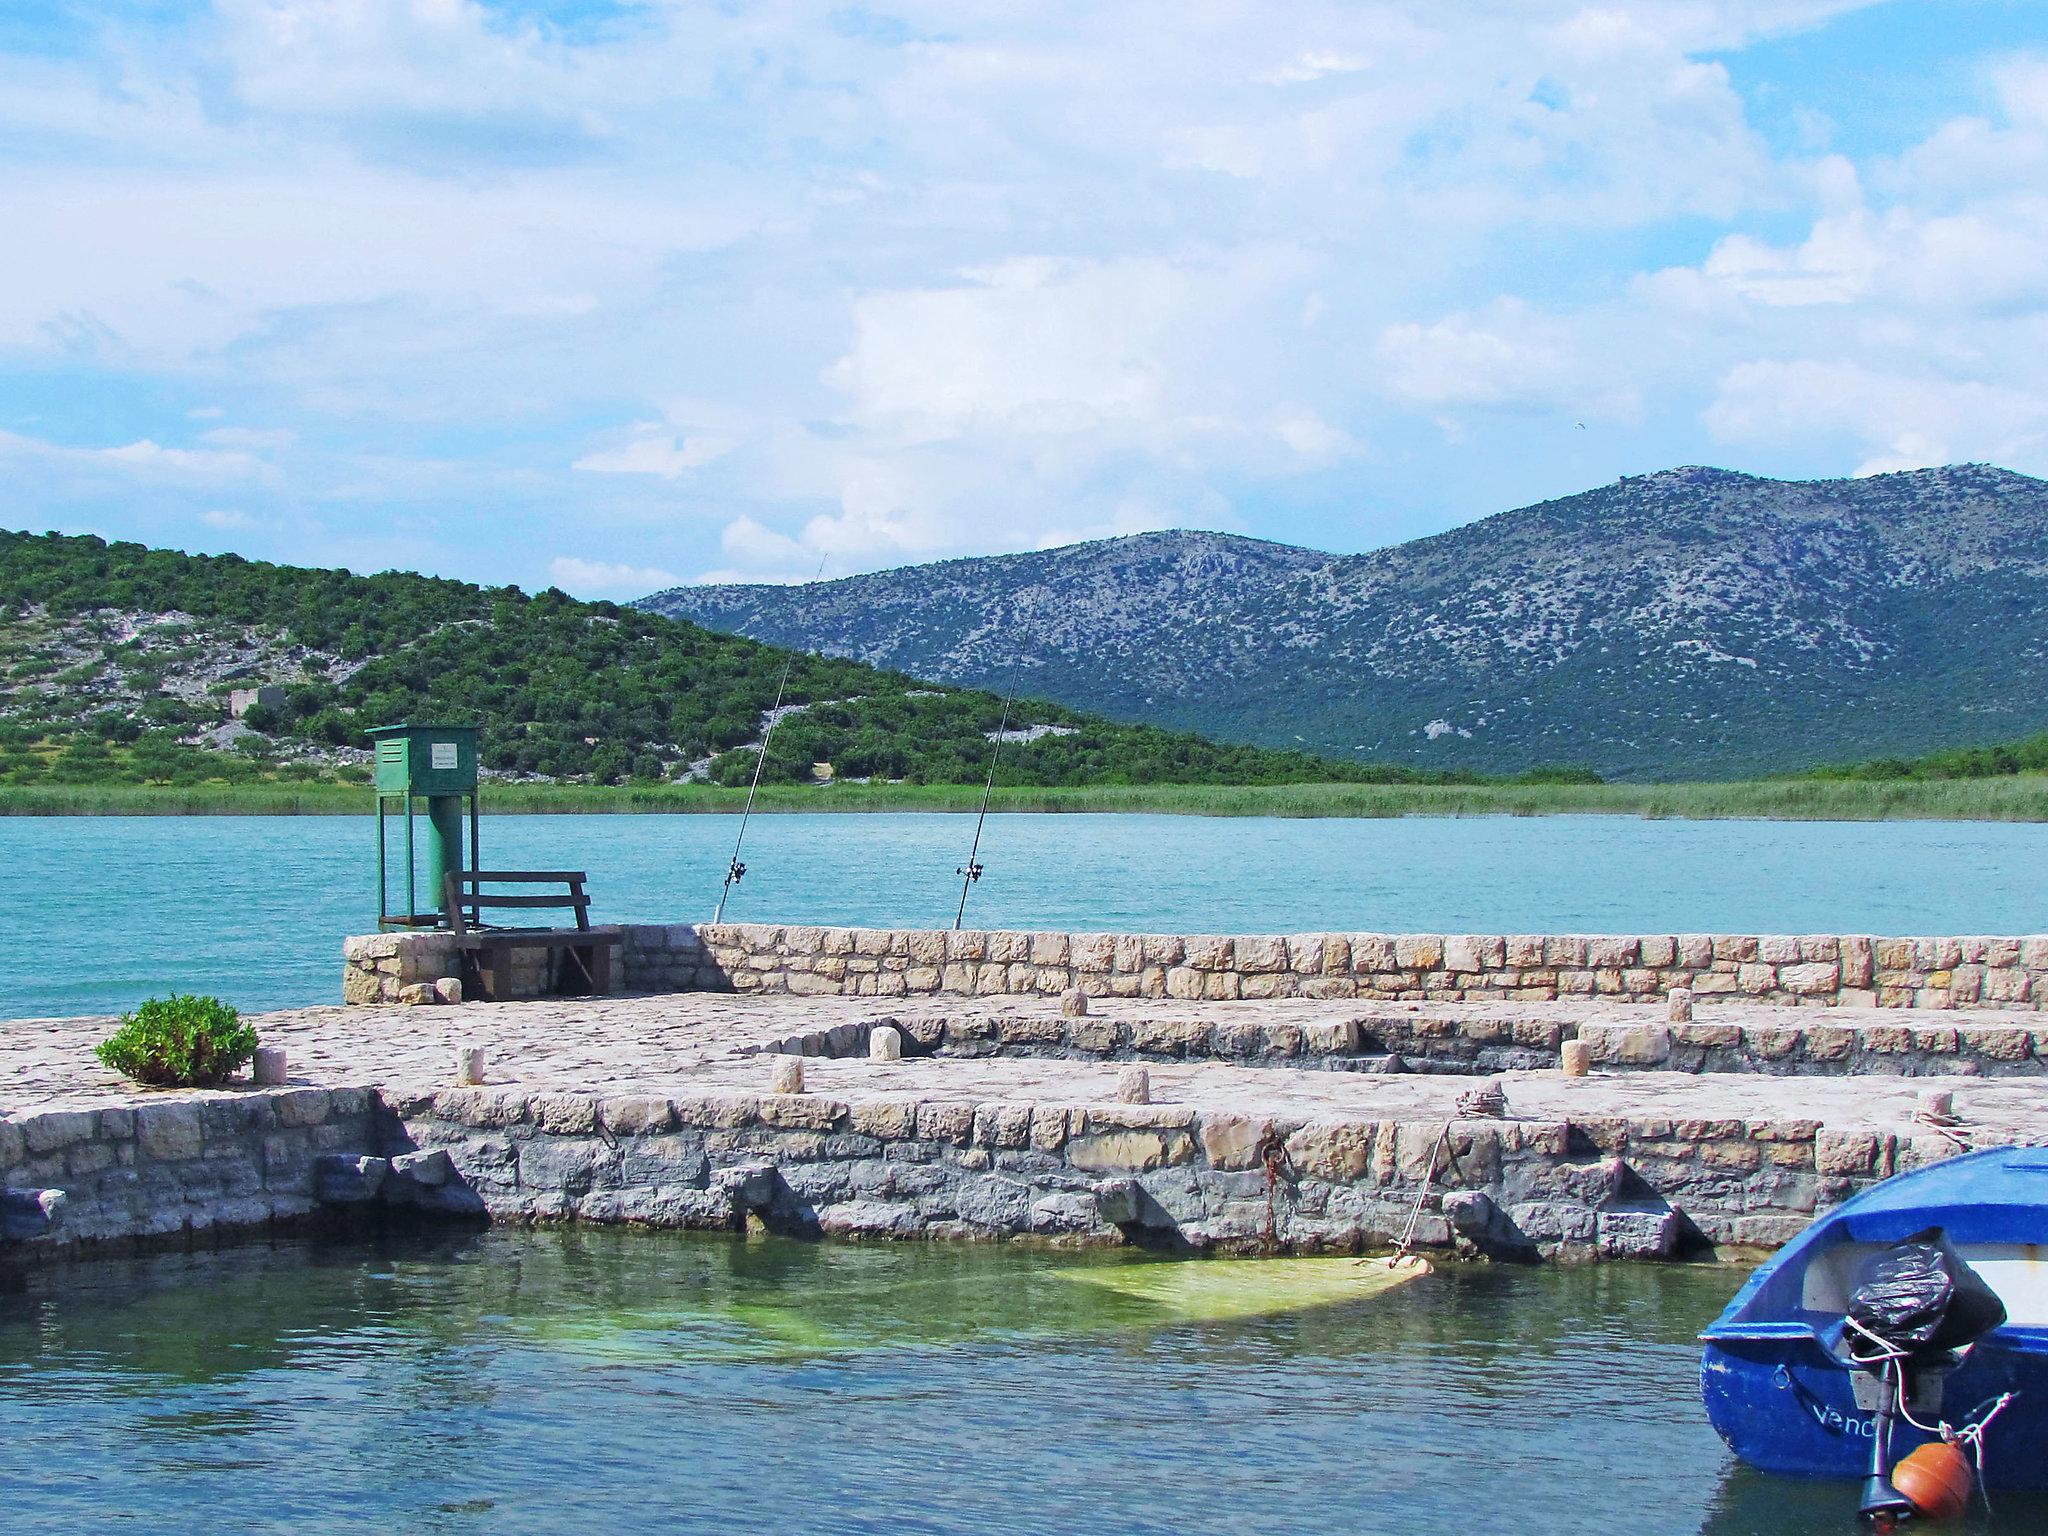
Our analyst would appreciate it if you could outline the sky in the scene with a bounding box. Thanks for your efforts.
[1,0,2045,596]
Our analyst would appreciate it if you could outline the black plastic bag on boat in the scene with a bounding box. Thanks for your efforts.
[1846,1227,2006,1361]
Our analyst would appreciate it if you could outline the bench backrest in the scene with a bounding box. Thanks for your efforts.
[443,870,592,935]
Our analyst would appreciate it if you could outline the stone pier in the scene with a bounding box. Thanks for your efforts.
[8,987,2046,1267]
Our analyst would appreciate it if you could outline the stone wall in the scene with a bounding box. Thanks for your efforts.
[624,924,2048,1010]
[0,1089,381,1256]
[366,1087,1916,1259]
[3,1080,1967,1266]
[341,931,624,1005]
[340,1086,1974,1259]
[742,1008,2048,1078]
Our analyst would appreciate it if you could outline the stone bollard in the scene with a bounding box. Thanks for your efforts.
[456,1047,486,1087]
[1560,1039,1592,1078]
[1917,1089,1957,1125]
[1061,988,1090,1018]
[869,1024,903,1061]
[252,1047,288,1087]
[771,1055,806,1095]
[1668,987,1694,1023]
[1115,1066,1150,1104]
[433,976,463,1005]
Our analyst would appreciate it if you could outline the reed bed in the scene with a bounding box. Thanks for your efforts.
[6,775,2048,820]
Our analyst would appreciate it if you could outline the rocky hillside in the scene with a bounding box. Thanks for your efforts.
[640,465,2048,779]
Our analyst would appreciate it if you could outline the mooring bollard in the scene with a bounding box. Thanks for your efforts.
[456,1046,486,1086]
[869,1024,903,1061]
[1917,1089,1957,1125]
[1116,1066,1150,1104]
[771,1055,806,1094]
[1667,987,1694,1023]
[1560,1039,1592,1078]
[252,1046,287,1087]
[1061,988,1090,1018]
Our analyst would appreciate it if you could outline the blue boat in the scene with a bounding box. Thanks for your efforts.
[1701,1145,2048,1515]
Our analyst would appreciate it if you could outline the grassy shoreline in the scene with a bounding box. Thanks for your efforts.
[6,776,2048,820]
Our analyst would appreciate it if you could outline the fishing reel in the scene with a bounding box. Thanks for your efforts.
[957,859,983,884]
[726,858,747,886]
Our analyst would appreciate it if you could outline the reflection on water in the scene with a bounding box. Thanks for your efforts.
[8,1231,2040,1533]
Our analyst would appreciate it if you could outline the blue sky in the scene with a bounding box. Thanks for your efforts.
[1,1,2044,595]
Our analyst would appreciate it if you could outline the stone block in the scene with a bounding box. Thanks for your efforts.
[1285,1121,1375,1181]
[599,1096,677,1134]
[1070,933,1116,973]
[1394,935,1443,970]
[1236,936,1287,973]
[1066,1128,1192,1173]
[316,1154,389,1204]
[1743,1026,1803,1060]
[1585,937,1638,968]
[1778,962,1840,996]
[1349,935,1397,972]
[134,1103,205,1162]
[1639,936,1678,968]
[1198,1114,1271,1171]
[1030,932,1070,966]
[390,1148,454,1187]
[1580,1024,1670,1066]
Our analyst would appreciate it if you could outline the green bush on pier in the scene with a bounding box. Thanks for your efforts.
[95,994,258,1087]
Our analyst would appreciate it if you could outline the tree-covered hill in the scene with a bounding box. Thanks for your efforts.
[0,529,1504,791]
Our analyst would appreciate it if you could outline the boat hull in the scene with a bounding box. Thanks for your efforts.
[1701,1330,2048,1488]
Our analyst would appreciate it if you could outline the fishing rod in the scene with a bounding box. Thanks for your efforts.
[714,556,826,922]
[953,693,1011,930]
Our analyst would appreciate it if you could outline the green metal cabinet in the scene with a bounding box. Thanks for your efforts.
[369,723,481,930]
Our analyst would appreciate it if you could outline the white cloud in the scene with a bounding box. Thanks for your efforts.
[0,428,273,483]
[1705,359,2048,475]
[1374,299,1637,418]
[3,0,2043,586]
[547,555,682,597]
[573,421,733,479]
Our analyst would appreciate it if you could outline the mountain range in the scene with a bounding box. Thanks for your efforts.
[639,464,2048,780]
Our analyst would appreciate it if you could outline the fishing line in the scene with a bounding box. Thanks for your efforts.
[953,692,1012,931]
[714,555,826,922]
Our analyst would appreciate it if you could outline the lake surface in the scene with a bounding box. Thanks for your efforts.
[9,1228,2035,1535]
[5,811,2048,1019]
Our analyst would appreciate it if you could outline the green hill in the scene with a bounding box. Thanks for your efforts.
[0,529,1494,792]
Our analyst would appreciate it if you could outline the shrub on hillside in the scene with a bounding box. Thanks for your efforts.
[95,994,257,1087]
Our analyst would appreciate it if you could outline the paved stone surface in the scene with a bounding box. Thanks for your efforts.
[8,994,2046,1147]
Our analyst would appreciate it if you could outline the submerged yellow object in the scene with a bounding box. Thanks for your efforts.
[1051,1254,1432,1323]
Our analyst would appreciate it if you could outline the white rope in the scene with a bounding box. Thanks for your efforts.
[1853,1342,2020,1515]
[1384,1124,1450,1266]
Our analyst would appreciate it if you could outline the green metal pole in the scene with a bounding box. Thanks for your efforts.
[426,793,465,922]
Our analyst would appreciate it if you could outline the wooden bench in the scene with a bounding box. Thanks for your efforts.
[442,870,622,1002]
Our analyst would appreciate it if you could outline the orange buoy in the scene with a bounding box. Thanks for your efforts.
[1892,1441,1974,1522]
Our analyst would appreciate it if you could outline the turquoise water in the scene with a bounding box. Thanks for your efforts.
[5,811,2047,1019]
[10,1229,2037,1535]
